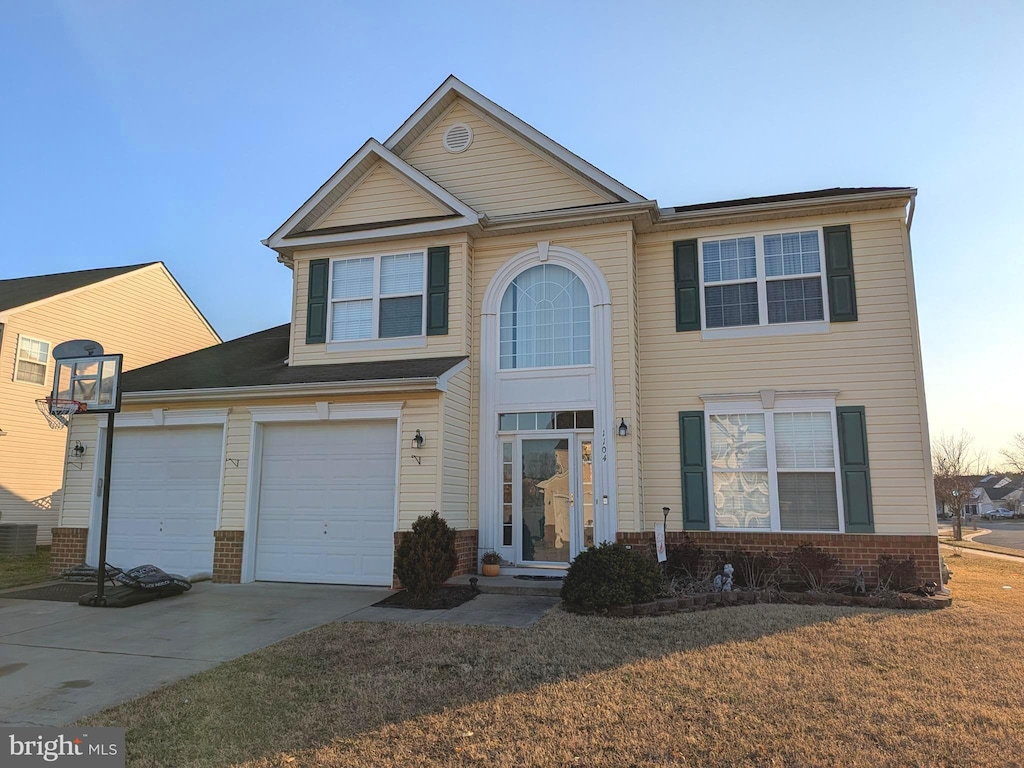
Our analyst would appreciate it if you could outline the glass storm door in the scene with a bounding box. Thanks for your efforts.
[517,433,594,565]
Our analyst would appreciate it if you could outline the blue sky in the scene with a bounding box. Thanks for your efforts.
[1,1,1021,457]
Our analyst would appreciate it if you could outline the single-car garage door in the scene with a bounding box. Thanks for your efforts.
[104,426,223,578]
[254,421,397,586]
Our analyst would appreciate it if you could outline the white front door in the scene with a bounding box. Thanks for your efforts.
[254,420,397,586]
[514,432,595,566]
[101,425,223,578]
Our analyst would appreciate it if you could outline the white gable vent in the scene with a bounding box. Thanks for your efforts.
[443,123,473,154]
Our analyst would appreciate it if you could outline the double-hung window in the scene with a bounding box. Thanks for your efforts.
[701,229,826,330]
[330,252,425,342]
[707,403,842,532]
[14,335,49,385]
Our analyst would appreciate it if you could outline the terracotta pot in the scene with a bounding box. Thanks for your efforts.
[482,563,500,577]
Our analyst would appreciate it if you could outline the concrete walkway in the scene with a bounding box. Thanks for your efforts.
[0,582,559,727]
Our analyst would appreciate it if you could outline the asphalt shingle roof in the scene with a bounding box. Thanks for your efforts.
[119,323,466,393]
[670,187,912,213]
[0,263,155,313]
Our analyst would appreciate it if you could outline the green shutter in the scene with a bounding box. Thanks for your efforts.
[837,406,874,532]
[426,246,449,336]
[679,411,709,530]
[673,239,701,332]
[305,258,329,344]
[824,224,857,322]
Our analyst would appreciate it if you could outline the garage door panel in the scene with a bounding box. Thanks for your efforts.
[255,421,397,586]
[104,426,222,578]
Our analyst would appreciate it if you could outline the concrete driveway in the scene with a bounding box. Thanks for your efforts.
[0,581,385,727]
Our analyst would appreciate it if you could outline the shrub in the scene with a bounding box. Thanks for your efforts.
[665,536,704,579]
[561,542,663,612]
[730,549,782,590]
[878,554,918,591]
[787,543,840,591]
[395,511,458,606]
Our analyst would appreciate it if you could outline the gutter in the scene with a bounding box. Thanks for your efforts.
[120,376,445,404]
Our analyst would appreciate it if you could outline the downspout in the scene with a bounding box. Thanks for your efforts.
[906,191,917,233]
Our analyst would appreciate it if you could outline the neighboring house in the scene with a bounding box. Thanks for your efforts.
[942,475,1024,516]
[0,263,221,542]
[53,77,941,586]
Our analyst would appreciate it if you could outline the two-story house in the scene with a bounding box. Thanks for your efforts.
[0,263,220,543]
[53,77,941,586]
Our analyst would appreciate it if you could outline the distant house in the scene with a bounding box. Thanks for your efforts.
[0,263,220,542]
[936,474,1023,517]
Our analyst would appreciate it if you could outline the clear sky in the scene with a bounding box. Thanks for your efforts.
[1,1,1021,458]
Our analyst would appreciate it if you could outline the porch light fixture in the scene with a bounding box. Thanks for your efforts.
[618,418,629,437]
[72,440,86,457]
[412,429,425,450]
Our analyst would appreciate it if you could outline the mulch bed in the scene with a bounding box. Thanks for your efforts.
[373,585,479,610]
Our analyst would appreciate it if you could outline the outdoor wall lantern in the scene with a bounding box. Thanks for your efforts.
[72,440,86,457]
[618,418,629,437]
[412,429,425,450]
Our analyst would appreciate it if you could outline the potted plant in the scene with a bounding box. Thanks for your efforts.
[481,550,502,577]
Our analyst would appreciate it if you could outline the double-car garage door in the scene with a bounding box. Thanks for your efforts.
[102,420,397,586]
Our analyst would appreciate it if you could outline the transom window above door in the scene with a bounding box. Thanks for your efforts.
[499,264,590,369]
[330,252,425,341]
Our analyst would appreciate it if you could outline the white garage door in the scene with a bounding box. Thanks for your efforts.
[104,426,222,578]
[255,421,397,586]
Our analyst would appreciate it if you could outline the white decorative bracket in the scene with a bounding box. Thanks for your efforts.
[537,240,550,262]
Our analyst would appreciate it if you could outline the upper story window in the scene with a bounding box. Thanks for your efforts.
[701,229,825,329]
[330,252,425,341]
[14,335,50,385]
[499,264,590,370]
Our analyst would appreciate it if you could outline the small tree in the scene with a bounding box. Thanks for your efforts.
[395,511,458,606]
[933,431,984,541]
[1001,432,1024,475]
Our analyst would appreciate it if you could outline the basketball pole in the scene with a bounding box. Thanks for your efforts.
[90,411,116,607]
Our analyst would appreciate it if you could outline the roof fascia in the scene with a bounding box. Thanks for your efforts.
[265,139,479,249]
[121,376,446,403]
[384,76,646,205]
[277,217,479,253]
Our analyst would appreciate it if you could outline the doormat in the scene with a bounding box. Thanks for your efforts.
[373,585,479,610]
[513,575,564,581]
[1,583,96,602]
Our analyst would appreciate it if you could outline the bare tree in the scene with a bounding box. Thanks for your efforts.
[1001,432,1024,475]
[933,431,985,541]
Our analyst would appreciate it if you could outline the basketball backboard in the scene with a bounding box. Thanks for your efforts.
[50,339,123,414]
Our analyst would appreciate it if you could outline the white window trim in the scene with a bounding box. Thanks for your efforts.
[13,334,50,386]
[703,396,845,534]
[328,251,427,343]
[698,227,831,341]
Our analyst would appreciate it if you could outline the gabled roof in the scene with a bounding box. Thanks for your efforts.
[975,475,1024,501]
[266,139,479,250]
[119,323,465,394]
[0,263,154,314]
[385,76,645,204]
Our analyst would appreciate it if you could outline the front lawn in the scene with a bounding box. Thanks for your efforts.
[0,546,51,589]
[84,553,1024,768]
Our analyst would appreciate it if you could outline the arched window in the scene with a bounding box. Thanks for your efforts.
[499,264,590,369]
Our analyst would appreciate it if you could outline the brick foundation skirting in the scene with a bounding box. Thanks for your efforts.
[617,531,942,587]
[213,530,245,584]
[49,527,89,575]
[392,529,478,589]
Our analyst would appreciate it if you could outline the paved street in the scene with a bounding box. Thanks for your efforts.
[973,520,1024,552]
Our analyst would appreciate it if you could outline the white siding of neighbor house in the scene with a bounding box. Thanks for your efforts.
[310,162,449,230]
[636,209,936,536]
[2,265,219,542]
[400,100,610,217]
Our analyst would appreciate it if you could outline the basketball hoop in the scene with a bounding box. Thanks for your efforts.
[36,397,87,430]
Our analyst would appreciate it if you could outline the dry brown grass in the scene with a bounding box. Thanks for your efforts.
[83,553,1024,768]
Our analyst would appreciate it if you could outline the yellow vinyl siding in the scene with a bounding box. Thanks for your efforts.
[441,366,471,529]
[636,212,932,536]
[1,265,219,542]
[290,235,469,365]
[401,101,609,217]
[469,223,643,530]
[310,162,449,230]
[59,393,443,535]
